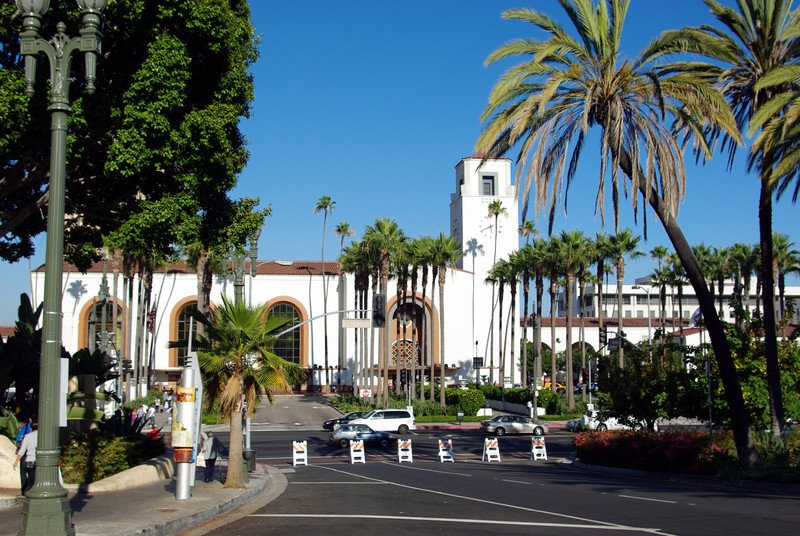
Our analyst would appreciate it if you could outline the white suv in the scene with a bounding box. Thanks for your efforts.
[579,410,656,432]
[349,408,416,434]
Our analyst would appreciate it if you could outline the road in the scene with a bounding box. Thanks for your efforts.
[187,396,800,535]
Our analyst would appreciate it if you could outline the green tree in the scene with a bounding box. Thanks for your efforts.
[314,196,336,388]
[606,229,643,368]
[476,0,756,467]
[660,0,800,435]
[1,0,259,269]
[430,233,464,410]
[486,199,507,382]
[557,229,588,409]
[364,218,405,407]
[178,296,305,488]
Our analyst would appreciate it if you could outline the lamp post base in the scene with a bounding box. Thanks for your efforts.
[18,495,74,536]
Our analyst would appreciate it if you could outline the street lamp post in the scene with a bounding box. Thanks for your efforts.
[248,227,261,307]
[632,285,652,359]
[14,1,107,534]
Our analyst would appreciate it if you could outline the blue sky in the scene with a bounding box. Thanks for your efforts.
[1,0,797,325]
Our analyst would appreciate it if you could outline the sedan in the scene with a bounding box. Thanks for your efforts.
[329,424,396,448]
[480,415,549,436]
[322,410,370,431]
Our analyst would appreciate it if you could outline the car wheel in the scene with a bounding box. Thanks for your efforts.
[495,427,506,436]
[379,438,390,448]
[339,438,349,448]
[597,424,608,432]
[398,424,409,434]
[533,426,544,436]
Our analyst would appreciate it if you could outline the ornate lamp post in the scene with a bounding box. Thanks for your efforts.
[14,1,107,534]
[248,227,261,306]
[98,251,109,353]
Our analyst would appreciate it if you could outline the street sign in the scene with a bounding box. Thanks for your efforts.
[342,318,371,329]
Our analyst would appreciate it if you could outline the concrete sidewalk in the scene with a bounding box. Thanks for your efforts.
[0,460,284,536]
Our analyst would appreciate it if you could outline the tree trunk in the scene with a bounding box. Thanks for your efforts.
[566,273,574,410]
[617,149,756,468]
[759,186,784,434]
[224,397,245,489]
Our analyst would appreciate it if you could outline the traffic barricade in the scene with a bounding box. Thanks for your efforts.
[482,437,501,462]
[437,439,454,462]
[292,440,308,466]
[531,435,547,460]
[350,439,365,464]
[397,439,413,463]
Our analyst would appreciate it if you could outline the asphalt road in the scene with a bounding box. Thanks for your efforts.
[190,457,800,535]
[188,396,800,535]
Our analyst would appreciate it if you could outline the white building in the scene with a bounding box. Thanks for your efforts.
[28,154,799,399]
[30,156,522,399]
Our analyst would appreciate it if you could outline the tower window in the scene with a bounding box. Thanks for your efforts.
[481,175,495,196]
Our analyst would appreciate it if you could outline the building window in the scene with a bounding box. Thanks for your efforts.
[481,175,495,196]
[176,303,199,365]
[87,301,123,355]
[637,310,644,318]
[268,303,301,365]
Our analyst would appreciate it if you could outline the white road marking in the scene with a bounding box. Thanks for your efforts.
[312,465,675,535]
[250,514,670,532]
[502,479,532,485]
[618,495,676,504]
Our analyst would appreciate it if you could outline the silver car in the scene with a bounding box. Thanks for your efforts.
[480,415,549,436]
[329,424,395,448]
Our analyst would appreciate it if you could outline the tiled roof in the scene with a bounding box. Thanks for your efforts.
[32,260,341,277]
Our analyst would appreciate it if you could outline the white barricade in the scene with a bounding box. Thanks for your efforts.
[531,435,547,460]
[350,439,365,464]
[397,439,413,463]
[437,439,454,462]
[482,437,501,462]
[292,440,308,466]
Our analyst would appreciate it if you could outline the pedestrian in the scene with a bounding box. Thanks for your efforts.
[15,416,33,495]
[200,431,223,482]
[146,406,156,428]
[13,421,38,497]
[154,396,162,413]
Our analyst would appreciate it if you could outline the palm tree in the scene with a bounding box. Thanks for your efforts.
[607,229,643,368]
[314,196,336,388]
[515,244,534,388]
[340,240,371,388]
[334,221,355,387]
[530,238,548,390]
[415,235,435,401]
[773,233,799,320]
[487,199,507,383]
[594,233,612,357]
[543,238,562,393]
[364,218,405,407]
[180,296,305,488]
[650,245,670,270]
[429,232,464,410]
[649,265,672,362]
[519,220,538,245]
[729,242,758,318]
[476,0,756,466]
[557,229,588,410]
[663,0,800,435]
[576,235,595,399]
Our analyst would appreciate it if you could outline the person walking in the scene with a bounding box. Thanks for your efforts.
[14,417,33,495]
[201,431,223,482]
[13,421,38,497]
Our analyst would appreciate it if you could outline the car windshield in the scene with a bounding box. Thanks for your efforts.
[362,411,377,419]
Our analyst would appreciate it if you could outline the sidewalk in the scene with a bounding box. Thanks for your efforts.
[0,460,283,536]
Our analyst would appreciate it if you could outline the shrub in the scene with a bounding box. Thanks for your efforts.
[61,429,166,484]
[445,388,486,416]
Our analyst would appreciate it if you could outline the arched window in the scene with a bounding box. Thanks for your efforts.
[87,301,123,356]
[268,303,301,364]
[176,302,199,365]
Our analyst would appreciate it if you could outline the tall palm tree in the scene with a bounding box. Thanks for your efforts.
[607,229,643,368]
[519,220,538,245]
[415,235,435,401]
[179,296,305,488]
[576,235,595,399]
[594,233,612,357]
[649,265,672,362]
[476,0,756,466]
[773,233,799,320]
[530,238,548,390]
[515,244,534,388]
[650,245,670,270]
[487,199,507,383]
[340,240,371,389]
[558,229,588,410]
[430,233,464,410]
[334,221,355,387]
[314,196,336,388]
[543,238,562,393]
[730,242,758,317]
[364,218,405,407]
[662,0,800,435]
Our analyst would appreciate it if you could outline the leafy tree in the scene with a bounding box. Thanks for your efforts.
[177,296,305,489]
[658,0,800,435]
[1,0,259,269]
[476,0,756,466]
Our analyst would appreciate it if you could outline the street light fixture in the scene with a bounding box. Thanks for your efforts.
[632,285,652,359]
[15,1,107,534]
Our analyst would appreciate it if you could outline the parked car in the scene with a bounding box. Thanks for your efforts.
[322,410,370,431]
[573,410,656,432]
[349,408,416,434]
[329,424,395,448]
[480,414,549,436]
